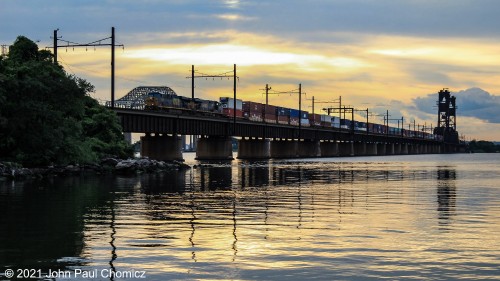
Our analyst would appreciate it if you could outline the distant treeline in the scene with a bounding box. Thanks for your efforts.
[468,140,500,153]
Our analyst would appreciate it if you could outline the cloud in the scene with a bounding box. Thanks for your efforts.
[413,88,500,123]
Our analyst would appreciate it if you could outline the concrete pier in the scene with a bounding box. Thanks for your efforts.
[270,139,298,158]
[237,138,271,159]
[401,144,409,154]
[394,143,402,155]
[353,142,366,156]
[297,140,321,158]
[366,143,378,156]
[320,141,339,157]
[377,143,386,155]
[196,136,234,160]
[386,143,395,155]
[141,134,183,161]
[339,142,354,156]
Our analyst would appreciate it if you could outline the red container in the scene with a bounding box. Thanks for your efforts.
[243,101,264,121]
[309,114,321,126]
[264,113,277,123]
[264,104,276,115]
[321,121,331,127]
[368,123,374,133]
[222,108,243,118]
[277,115,289,125]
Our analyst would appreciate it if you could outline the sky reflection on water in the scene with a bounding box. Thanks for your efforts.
[1,154,499,280]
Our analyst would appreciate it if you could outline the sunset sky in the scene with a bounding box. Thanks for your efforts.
[2,0,500,141]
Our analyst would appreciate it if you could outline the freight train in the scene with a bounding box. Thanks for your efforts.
[144,91,439,140]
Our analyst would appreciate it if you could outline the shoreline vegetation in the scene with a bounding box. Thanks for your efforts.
[0,36,135,172]
[0,158,189,180]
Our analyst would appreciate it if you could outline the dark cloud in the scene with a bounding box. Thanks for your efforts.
[413,88,500,123]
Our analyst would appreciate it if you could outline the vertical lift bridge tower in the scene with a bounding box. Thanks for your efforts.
[434,88,459,144]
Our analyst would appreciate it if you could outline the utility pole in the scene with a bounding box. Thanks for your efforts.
[53,29,58,64]
[187,64,239,132]
[299,83,302,138]
[266,84,270,105]
[111,27,115,108]
[233,64,237,131]
[48,27,124,108]
[312,96,314,115]
[191,65,195,100]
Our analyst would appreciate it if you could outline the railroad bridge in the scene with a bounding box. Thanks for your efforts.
[110,87,463,161]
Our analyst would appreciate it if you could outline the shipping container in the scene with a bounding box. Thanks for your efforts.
[320,114,331,122]
[276,107,291,125]
[222,108,243,118]
[242,101,264,122]
[320,114,332,127]
[290,109,300,118]
[368,123,374,133]
[340,119,352,130]
[355,121,367,132]
[264,104,276,115]
[331,116,340,128]
[220,97,243,110]
[300,118,310,127]
[309,114,321,126]
[290,109,300,126]
[264,114,277,123]
[276,107,290,116]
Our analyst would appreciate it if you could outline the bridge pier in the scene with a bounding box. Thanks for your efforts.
[436,144,443,154]
[394,143,402,155]
[401,144,409,154]
[237,138,270,159]
[297,140,321,158]
[123,132,132,144]
[339,142,354,156]
[196,136,234,160]
[141,134,183,161]
[386,143,395,155]
[320,141,339,157]
[270,139,298,158]
[377,143,386,155]
[366,143,378,156]
[421,144,428,154]
[353,142,366,156]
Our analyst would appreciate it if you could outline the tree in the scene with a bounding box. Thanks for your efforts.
[0,36,132,166]
[468,140,499,153]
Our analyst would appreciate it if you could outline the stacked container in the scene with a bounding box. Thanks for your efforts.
[320,114,332,127]
[355,121,367,132]
[341,119,352,130]
[220,97,243,118]
[276,107,291,125]
[242,101,264,122]
[331,116,341,128]
[290,109,300,126]
[300,111,310,127]
[264,104,277,123]
[309,114,321,127]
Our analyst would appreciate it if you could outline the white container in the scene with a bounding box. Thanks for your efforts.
[220,97,243,110]
[320,114,331,122]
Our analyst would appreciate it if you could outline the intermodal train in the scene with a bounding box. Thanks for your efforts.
[144,91,439,140]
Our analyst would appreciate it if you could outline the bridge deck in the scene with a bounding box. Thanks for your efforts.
[114,108,441,145]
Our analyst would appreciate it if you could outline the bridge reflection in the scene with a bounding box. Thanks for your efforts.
[137,160,453,194]
[437,168,457,226]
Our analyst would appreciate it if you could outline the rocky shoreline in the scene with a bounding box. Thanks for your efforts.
[0,158,190,180]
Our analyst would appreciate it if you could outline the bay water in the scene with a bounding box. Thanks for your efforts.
[1,153,499,280]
